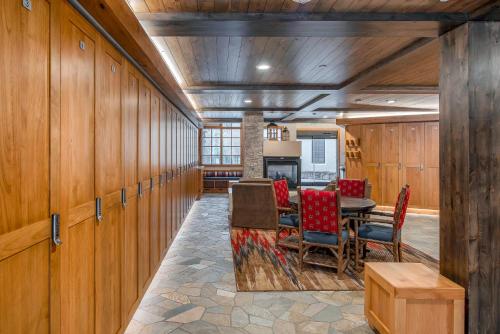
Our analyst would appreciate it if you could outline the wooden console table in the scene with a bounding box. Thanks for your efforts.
[364,263,464,334]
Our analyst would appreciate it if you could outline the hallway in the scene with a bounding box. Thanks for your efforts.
[125,195,372,334]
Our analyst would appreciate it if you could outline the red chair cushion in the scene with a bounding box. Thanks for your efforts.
[300,189,339,234]
[338,179,365,198]
[274,179,290,208]
[394,186,411,229]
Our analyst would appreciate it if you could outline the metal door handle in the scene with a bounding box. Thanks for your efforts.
[121,188,127,208]
[96,197,103,222]
[138,182,143,198]
[51,213,62,246]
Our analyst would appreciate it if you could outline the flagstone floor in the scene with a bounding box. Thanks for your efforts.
[125,194,374,334]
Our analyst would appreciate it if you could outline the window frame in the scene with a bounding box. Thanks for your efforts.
[311,138,326,165]
[201,123,242,166]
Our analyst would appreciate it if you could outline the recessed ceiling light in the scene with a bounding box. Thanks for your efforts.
[322,115,328,118]
[244,99,252,104]
[354,98,362,103]
[312,112,317,116]
[319,64,327,68]
[338,112,344,117]
[293,0,311,3]
[256,64,271,71]
[440,0,448,2]
[387,99,396,104]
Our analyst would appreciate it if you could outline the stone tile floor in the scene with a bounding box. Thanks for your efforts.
[125,194,374,334]
[401,213,439,260]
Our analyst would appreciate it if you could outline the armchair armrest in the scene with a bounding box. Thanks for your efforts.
[340,217,350,226]
[350,216,396,225]
[278,207,293,213]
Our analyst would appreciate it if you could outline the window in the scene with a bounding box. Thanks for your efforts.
[311,138,326,164]
[202,123,241,165]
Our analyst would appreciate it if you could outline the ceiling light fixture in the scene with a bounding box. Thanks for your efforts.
[322,115,328,118]
[244,99,252,104]
[256,64,271,71]
[386,99,396,104]
[319,64,327,68]
[292,0,311,3]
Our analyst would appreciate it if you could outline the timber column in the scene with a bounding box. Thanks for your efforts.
[440,22,499,333]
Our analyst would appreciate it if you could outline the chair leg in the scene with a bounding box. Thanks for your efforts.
[398,242,402,262]
[346,238,351,271]
[362,243,367,259]
[337,245,344,280]
[299,243,303,271]
[392,242,399,262]
[354,238,359,271]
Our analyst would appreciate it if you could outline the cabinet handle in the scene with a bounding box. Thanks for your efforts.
[51,213,62,247]
[121,188,127,208]
[138,182,143,198]
[398,162,402,170]
[96,197,103,222]
[150,177,154,191]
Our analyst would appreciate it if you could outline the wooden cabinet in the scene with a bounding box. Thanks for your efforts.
[0,1,53,333]
[402,123,425,208]
[365,263,464,334]
[346,121,439,210]
[424,122,439,209]
[0,2,202,333]
[362,124,383,203]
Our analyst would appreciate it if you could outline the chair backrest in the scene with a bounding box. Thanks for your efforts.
[273,179,290,208]
[231,183,278,230]
[394,185,411,230]
[239,177,273,184]
[337,178,368,198]
[299,188,341,234]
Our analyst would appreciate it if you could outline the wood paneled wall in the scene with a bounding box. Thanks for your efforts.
[0,1,201,333]
[345,121,439,210]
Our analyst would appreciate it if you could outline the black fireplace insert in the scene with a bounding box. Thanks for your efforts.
[263,156,301,189]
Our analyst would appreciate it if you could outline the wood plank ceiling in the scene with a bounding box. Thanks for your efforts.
[127,0,493,121]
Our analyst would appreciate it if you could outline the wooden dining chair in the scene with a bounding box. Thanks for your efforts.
[336,177,370,198]
[274,179,299,249]
[352,185,411,270]
[298,187,350,279]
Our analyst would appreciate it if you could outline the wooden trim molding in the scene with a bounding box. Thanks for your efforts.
[335,114,439,125]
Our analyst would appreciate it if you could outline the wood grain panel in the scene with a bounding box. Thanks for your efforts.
[0,0,50,234]
[95,205,122,334]
[381,124,402,205]
[150,182,160,270]
[95,41,123,197]
[151,92,161,177]
[0,240,50,334]
[138,191,150,291]
[67,217,94,334]
[124,65,139,187]
[123,195,139,318]
[139,82,152,182]
[424,122,439,209]
[362,124,382,202]
[402,123,424,207]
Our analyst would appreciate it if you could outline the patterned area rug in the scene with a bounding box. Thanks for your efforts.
[230,228,438,292]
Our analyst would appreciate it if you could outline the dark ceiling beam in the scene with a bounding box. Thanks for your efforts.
[137,12,466,38]
[184,84,438,95]
[469,0,500,20]
[199,107,297,112]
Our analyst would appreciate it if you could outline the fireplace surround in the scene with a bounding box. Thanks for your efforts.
[263,156,301,189]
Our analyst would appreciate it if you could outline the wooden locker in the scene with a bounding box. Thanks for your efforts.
[173,111,179,235]
[122,63,139,320]
[362,124,383,203]
[159,98,168,255]
[94,39,123,334]
[166,104,173,246]
[381,124,402,205]
[402,123,425,207]
[60,6,96,333]
[137,80,151,292]
[150,92,160,270]
[424,122,440,209]
[0,1,53,333]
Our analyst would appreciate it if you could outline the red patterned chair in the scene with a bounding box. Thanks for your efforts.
[274,179,299,249]
[352,185,411,270]
[337,178,369,198]
[297,188,350,279]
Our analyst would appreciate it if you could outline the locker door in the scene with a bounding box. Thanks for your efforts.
[137,81,151,292]
[122,64,139,319]
[60,6,96,334]
[94,39,123,334]
[0,1,53,333]
[362,124,383,203]
[381,124,402,205]
[159,99,168,255]
[166,105,173,245]
[424,122,440,209]
[150,93,160,270]
[403,123,425,207]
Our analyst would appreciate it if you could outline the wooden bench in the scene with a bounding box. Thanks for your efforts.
[364,263,464,334]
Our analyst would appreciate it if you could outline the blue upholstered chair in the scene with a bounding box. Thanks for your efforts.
[352,185,411,270]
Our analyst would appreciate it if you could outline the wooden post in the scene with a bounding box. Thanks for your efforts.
[440,22,499,333]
